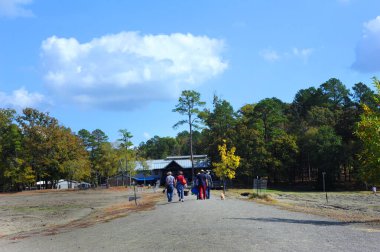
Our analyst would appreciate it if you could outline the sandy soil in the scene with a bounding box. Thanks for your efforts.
[0,187,162,239]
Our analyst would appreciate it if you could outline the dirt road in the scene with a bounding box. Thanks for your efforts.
[0,190,379,252]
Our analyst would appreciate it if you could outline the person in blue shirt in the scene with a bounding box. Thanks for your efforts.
[205,171,213,199]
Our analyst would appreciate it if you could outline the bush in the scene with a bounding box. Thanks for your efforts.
[249,193,274,201]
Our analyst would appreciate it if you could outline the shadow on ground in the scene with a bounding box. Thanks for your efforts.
[225,217,358,226]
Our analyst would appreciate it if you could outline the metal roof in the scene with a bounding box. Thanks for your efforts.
[135,156,209,171]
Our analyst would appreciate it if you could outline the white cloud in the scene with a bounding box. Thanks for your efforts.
[0,0,34,18]
[260,47,313,63]
[364,16,380,35]
[259,49,280,62]
[0,87,48,109]
[353,16,380,72]
[41,32,228,110]
[292,47,313,62]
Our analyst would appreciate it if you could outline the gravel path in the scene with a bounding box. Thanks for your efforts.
[0,193,379,252]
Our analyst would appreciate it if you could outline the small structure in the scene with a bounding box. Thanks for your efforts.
[108,174,131,187]
[107,155,209,187]
[36,180,52,189]
[135,155,209,184]
[56,179,80,189]
[132,174,160,185]
[78,182,91,189]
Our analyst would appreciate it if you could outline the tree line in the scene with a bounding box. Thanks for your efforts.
[142,77,380,189]
[1,77,379,191]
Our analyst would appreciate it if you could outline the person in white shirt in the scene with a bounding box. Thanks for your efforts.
[165,171,175,202]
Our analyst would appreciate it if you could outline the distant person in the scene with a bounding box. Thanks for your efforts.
[165,171,175,202]
[372,186,377,195]
[192,172,200,199]
[196,170,208,200]
[176,171,187,202]
[205,171,213,199]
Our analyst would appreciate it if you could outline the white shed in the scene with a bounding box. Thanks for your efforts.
[56,180,79,189]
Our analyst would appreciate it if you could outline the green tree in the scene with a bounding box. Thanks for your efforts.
[252,98,292,183]
[89,129,109,186]
[98,142,118,186]
[320,78,350,108]
[175,131,190,155]
[58,128,90,183]
[118,129,134,185]
[306,106,335,127]
[352,82,377,110]
[304,126,342,188]
[16,108,61,187]
[253,98,287,143]
[173,130,204,156]
[202,95,237,166]
[234,104,266,184]
[77,129,93,151]
[138,135,178,159]
[173,90,205,181]
[16,108,90,188]
[0,109,29,191]
[269,134,299,183]
[291,87,325,120]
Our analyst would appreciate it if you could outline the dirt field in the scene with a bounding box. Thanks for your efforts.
[1,188,379,240]
[0,187,162,239]
[229,189,380,226]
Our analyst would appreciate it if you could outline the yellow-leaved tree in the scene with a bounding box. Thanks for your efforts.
[213,140,240,194]
[355,77,380,186]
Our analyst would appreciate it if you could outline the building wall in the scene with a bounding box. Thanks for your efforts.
[56,181,79,189]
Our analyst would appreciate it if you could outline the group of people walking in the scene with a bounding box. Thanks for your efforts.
[194,169,213,200]
[165,171,187,202]
[165,169,213,202]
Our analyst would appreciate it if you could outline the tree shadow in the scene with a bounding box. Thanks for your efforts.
[225,217,357,226]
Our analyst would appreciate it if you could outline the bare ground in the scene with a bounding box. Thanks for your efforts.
[228,190,380,227]
[1,188,379,240]
[0,187,162,239]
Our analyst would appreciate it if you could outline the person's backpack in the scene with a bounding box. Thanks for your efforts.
[182,177,187,185]
[178,175,187,185]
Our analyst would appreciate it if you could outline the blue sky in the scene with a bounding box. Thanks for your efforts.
[1,0,380,145]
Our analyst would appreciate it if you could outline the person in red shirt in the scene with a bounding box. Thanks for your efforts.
[176,171,187,202]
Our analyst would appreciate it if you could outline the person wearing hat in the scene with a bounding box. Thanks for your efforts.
[205,171,213,199]
[196,170,208,200]
[165,171,175,202]
[176,171,187,202]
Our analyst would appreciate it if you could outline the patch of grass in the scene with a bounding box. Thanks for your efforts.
[249,193,275,202]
